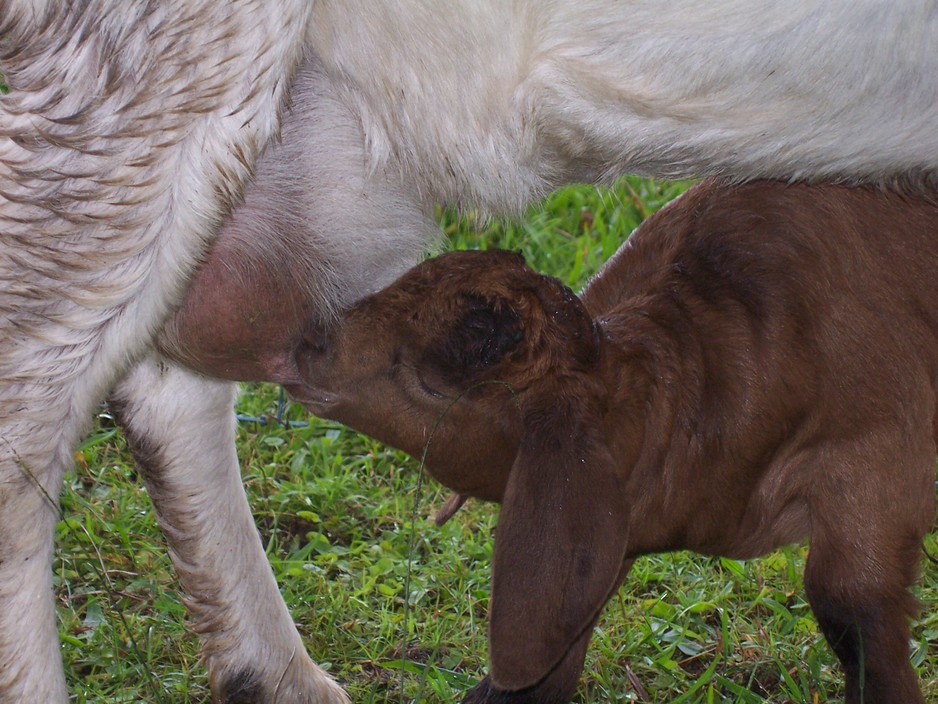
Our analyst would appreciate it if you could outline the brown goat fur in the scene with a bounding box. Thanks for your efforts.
[290,179,938,703]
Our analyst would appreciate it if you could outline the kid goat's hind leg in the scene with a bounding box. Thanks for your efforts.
[803,447,932,704]
[111,354,348,704]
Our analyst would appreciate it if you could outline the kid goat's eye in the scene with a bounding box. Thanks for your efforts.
[414,368,446,399]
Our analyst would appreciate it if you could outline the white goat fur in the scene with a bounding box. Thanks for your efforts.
[309,0,938,212]
[0,1,348,701]
[1,0,936,701]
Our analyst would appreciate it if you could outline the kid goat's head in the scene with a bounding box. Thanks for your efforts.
[290,249,632,697]
[290,249,603,499]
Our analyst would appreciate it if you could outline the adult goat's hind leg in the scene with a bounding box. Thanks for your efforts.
[111,354,348,704]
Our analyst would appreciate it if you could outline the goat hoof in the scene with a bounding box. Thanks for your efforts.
[462,677,500,703]
[461,676,563,704]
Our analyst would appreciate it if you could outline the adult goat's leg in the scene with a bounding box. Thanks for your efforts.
[1,1,312,698]
[0,422,70,701]
[111,355,348,704]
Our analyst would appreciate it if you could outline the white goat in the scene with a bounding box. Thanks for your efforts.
[1,1,937,702]
[0,2,347,702]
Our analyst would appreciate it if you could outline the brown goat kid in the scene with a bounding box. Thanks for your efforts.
[290,179,938,704]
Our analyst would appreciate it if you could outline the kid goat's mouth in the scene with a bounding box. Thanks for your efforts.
[283,383,340,413]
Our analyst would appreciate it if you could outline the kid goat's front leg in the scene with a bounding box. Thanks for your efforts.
[803,441,933,704]
[111,354,347,704]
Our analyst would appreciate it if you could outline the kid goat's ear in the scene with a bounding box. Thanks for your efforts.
[429,294,523,381]
[486,395,630,693]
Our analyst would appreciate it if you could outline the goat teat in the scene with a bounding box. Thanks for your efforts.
[434,492,469,526]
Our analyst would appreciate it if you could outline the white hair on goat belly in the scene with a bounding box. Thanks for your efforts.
[309,0,938,213]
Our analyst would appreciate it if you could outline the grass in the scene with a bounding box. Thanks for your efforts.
[58,177,938,702]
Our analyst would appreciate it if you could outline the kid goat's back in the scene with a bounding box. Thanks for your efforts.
[291,179,938,704]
